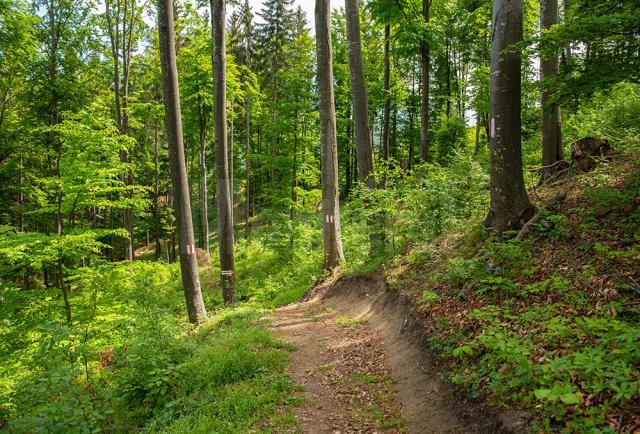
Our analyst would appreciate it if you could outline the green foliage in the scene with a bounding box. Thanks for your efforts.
[0,262,296,432]
[565,82,640,152]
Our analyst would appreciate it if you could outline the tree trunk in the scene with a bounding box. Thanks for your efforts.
[345,0,383,254]
[563,0,571,66]
[244,90,251,240]
[212,0,237,304]
[381,23,391,188]
[487,0,533,232]
[198,113,209,253]
[154,120,161,260]
[474,109,481,156]
[315,0,344,270]
[345,0,375,191]
[344,105,352,198]
[157,0,207,323]
[419,0,430,162]
[229,98,234,227]
[540,0,564,181]
[290,114,298,248]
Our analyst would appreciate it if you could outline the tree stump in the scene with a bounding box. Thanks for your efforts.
[570,137,614,172]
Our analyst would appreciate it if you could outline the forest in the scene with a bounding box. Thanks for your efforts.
[0,0,639,431]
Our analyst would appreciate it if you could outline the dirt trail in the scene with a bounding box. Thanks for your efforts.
[268,276,526,434]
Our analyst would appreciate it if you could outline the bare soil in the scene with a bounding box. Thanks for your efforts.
[268,274,527,433]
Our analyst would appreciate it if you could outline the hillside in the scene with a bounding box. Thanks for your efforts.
[377,154,640,431]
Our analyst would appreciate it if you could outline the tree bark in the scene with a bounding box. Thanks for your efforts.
[419,0,430,162]
[244,90,251,240]
[345,0,383,253]
[157,0,207,323]
[487,0,533,232]
[474,109,481,156]
[315,0,344,270]
[381,23,391,188]
[540,0,564,181]
[198,109,209,253]
[345,0,375,191]
[154,120,161,260]
[212,0,237,303]
[105,0,136,261]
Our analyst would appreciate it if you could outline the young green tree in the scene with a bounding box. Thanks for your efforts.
[103,0,142,261]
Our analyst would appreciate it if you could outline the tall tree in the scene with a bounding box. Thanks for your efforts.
[316,0,344,270]
[344,0,375,192]
[104,0,140,261]
[381,22,391,185]
[540,0,564,181]
[157,0,206,323]
[419,0,431,162]
[487,0,533,232]
[345,0,383,254]
[212,0,237,304]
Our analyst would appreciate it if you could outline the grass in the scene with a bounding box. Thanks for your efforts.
[0,216,323,432]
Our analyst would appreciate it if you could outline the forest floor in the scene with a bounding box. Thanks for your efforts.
[268,276,524,433]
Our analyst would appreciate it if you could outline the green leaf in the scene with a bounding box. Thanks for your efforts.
[534,388,552,400]
[559,393,581,405]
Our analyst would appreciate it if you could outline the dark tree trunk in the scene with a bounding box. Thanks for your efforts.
[105,0,137,261]
[563,0,571,66]
[540,0,564,181]
[157,0,207,323]
[419,0,431,162]
[344,105,352,198]
[381,23,391,188]
[290,114,298,248]
[487,0,533,232]
[345,0,375,190]
[228,98,234,227]
[198,104,209,253]
[212,0,237,303]
[316,0,344,270]
[154,120,161,260]
[244,91,251,240]
[474,109,481,156]
[345,0,383,253]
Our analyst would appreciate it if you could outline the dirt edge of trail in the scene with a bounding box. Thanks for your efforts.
[302,273,529,434]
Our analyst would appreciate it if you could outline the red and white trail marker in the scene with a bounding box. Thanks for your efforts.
[185,244,195,255]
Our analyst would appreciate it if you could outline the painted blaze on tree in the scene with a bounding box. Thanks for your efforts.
[157,0,207,323]
[486,0,534,232]
[315,0,344,270]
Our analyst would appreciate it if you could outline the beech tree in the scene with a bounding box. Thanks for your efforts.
[316,0,344,270]
[345,0,384,254]
[157,0,206,323]
[540,0,564,181]
[487,0,533,232]
[419,0,431,162]
[212,0,237,304]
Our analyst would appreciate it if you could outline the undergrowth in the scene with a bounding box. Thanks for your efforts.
[389,157,640,432]
[0,259,301,432]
